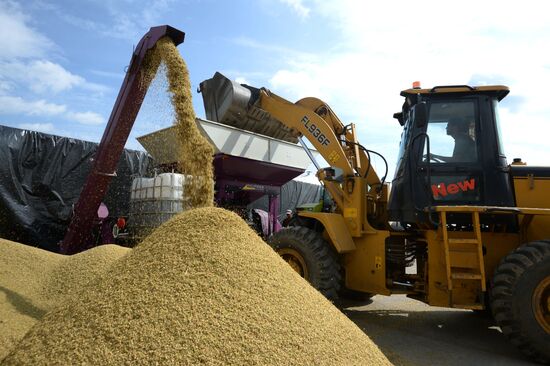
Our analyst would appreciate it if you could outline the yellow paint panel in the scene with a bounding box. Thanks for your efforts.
[344,232,390,295]
[375,256,382,270]
[299,212,356,253]
[513,177,550,241]
[328,150,340,164]
[425,230,520,307]
[344,208,357,218]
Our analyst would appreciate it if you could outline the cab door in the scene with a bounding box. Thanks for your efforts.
[421,98,483,206]
[415,95,515,226]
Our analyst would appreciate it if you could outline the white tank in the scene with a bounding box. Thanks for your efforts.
[128,173,188,239]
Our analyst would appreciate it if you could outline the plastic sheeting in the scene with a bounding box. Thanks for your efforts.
[248,179,322,222]
[0,126,152,252]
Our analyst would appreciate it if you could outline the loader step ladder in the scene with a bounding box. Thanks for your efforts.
[440,210,486,310]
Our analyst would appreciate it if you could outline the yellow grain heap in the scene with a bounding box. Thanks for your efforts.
[0,240,129,360]
[2,208,390,365]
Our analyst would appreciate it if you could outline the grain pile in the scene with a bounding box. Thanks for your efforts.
[0,239,129,360]
[141,37,214,208]
[2,207,391,365]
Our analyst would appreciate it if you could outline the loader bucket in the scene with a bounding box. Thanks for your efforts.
[199,72,298,143]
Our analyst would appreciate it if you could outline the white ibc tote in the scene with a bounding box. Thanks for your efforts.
[128,173,188,238]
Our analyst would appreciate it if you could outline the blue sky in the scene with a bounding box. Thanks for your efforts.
[1,0,550,179]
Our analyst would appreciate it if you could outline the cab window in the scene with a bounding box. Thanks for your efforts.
[423,101,478,163]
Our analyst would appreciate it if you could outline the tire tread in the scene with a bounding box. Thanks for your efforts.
[269,226,342,301]
[490,240,550,364]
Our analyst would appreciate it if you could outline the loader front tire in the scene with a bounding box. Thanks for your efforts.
[268,226,342,301]
[491,240,550,364]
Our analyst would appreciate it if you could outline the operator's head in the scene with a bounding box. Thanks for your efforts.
[446,117,470,136]
[286,209,292,217]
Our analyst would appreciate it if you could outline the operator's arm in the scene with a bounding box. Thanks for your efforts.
[426,152,451,163]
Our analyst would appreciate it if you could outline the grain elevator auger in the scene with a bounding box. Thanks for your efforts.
[60,25,185,254]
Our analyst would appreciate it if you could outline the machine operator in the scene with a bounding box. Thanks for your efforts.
[430,117,476,163]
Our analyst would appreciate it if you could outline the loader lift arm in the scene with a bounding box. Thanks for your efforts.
[60,25,185,254]
[256,89,385,216]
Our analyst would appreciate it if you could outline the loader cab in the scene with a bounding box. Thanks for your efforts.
[388,85,515,227]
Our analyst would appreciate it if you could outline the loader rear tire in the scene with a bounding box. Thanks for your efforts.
[491,240,550,364]
[268,226,342,301]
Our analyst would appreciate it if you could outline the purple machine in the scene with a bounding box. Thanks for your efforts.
[137,71,318,238]
[137,115,318,237]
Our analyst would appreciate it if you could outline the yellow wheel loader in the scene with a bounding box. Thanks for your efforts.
[200,73,550,363]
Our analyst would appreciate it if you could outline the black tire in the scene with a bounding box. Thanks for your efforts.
[491,240,550,364]
[268,226,342,301]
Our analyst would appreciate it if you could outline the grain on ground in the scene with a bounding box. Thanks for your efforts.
[2,207,391,366]
[0,239,129,360]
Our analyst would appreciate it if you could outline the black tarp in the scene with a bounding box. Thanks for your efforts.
[0,125,152,252]
[247,177,322,221]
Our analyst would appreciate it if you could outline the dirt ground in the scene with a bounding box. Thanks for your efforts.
[342,295,537,366]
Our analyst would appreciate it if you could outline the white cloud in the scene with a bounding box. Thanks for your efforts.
[0,60,110,95]
[51,0,176,41]
[10,60,84,93]
[0,95,104,125]
[0,80,12,94]
[258,0,550,177]
[18,122,55,133]
[107,0,175,40]
[0,1,54,60]
[80,81,111,94]
[0,96,67,116]
[0,3,108,138]
[279,0,310,19]
[66,111,105,125]
[270,67,329,100]
[0,5,109,98]
[232,36,314,62]
[91,69,125,79]
[234,77,249,85]
[25,60,84,93]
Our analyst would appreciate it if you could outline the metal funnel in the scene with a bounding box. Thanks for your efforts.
[137,118,318,170]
